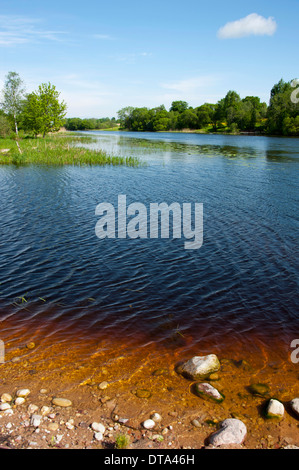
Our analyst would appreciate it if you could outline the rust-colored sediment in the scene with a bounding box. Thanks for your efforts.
[0,312,298,449]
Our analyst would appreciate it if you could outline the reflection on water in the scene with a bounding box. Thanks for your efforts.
[0,131,298,362]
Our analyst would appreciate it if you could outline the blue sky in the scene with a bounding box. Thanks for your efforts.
[0,0,298,118]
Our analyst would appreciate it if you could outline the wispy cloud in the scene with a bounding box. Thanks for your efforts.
[217,13,277,39]
[161,76,216,94]
[0,15,68,46]
[93,34,115,40]
[115,52,152,64]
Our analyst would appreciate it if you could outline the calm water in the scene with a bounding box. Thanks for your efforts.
[0,132,298,353]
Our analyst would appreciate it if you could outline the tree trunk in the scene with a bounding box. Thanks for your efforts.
[14,113,22,154]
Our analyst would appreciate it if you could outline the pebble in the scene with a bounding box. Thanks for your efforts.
[16,389,30,398]
[48,423,59,432]
[135,389,151,399]
[180,354,220,380]
[194,382,224,403]
[26,342,35,349]
[142,419,156,429]
[91,422,105,433]
[28,404,39,414]
[52,397,72,407]
[248,383,269,397]
[41,406,51,416]
[191,419,201,428]
[1,393,12,403]
[266,399,284,419]
[94,432,103,441]
[290,398,299,418]
[150,413,162,423]
[39,389,48,394]
[98,381,109,390]
[0,403,11,411]
[15,397,26,406]
[30,414,42,427]
[66,422,74,430]
[208,418,247,446]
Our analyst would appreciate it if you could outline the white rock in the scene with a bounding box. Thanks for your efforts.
[66,422,74,430]
[4,409,13,416]
[195,382,224,402]
[290,398,299,418]
[16,389,30,398]
[30,414,42,427]
[55,435,63,444]
[1,393,12,403]
[6,422,12,429]
[142,419,156,429]
[98,381,109,390]
[150,413,162,423]
[94,432,103,441]
[0,402,11,411]
[266,399,284,418]
[41,406,51,416]
[91,422,105,433]
[180,354,220,379]
[208,418,247,446]
[15,397,26,406]
[28,404,39,414]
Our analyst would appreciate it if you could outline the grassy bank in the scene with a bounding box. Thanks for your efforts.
[0,133,140,167]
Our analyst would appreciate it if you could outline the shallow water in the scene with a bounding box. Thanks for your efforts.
[0,131,298,364]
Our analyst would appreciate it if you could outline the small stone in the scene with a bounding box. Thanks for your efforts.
[26,342,35,350]
[180,354,220,380]
[0,403,11,411]
[191,419,201,428]
[208,418,247,446]
[30,414,42,427]
[248,383,270,397]
[39,389,48,394]
[4,409,13,416]
[15,397,26,406]
[94,432,103,441]
[208,373,219,381]
[98,381,109,390]
[118,418,129,424]
[194,382,224,403]
[1,393,12,403]
[150,413,162,423]
[142,419,156,429]
[135,389,151,399]
[48,422,59,432]
[55,435,63,444]
[6,422,12,429]
[66,422,74,430]
[28,404,39,414]
[265,399,284,419]
[152,368,169,376]
[52,397,72,407]
[91,422,105,433]
[41,406,51,416]
[16,389,30,398]
[290,398,299,418]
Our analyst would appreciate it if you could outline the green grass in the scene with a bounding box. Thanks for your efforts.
[115,433,130,449]
[0,133,141,167]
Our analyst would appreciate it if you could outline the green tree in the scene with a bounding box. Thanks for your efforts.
[266,79,298,135]
[170,101,189,113]
[23,82,67,137]
[1,71,25,153]
[0,113,12,138]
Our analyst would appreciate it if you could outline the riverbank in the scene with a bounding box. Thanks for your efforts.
[0,134,140,166]
[0,320,298,450]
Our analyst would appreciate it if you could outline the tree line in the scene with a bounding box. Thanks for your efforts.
[0,71,67,153]
[117,79,299,136]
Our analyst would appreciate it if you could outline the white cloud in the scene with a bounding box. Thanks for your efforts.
[161,76,216,94]
[217,13,277,39]
[0,15,68,46]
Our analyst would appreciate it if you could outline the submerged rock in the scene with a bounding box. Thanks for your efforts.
[180,355,220,380]
[52,397,72,407]
[142,419,156,429]
[248,383,270,397]
[135,389,151,399]
[208,418,247,446]
[194,383,224,403]
[265,399,284,419]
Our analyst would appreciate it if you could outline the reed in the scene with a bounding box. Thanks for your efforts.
[0,134,141,167]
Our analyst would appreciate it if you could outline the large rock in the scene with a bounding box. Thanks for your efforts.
[194,382,224,403]
[180,355,220,380]
[208,418,247,446]
[265,399,284,419]
[290,398,299,418]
